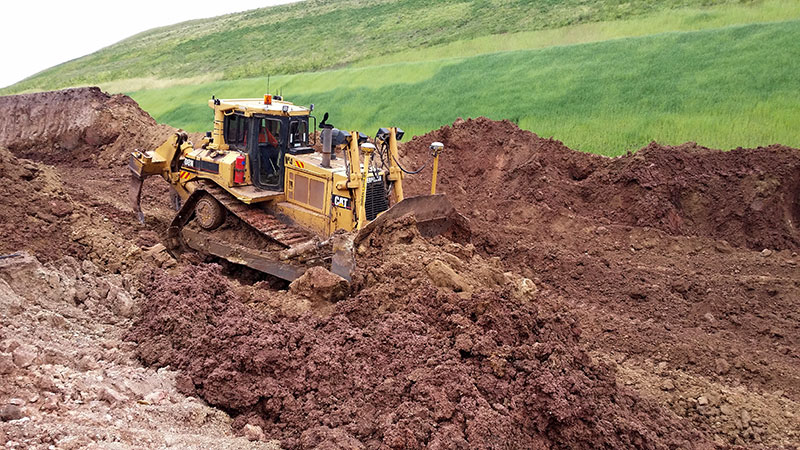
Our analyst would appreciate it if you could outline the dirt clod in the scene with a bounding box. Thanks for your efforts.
[425,259,470,292]
[244,423,267,442]
[11,345,37,368]
[289,266,349,303]
[0,404,24,422]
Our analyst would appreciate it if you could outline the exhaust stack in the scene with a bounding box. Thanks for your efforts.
[321,126,333,168]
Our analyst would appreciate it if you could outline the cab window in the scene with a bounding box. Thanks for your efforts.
[224,114,247,147]
[258,118,282,147]
[288,120,308,148]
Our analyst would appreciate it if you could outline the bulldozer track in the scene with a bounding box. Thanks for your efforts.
[164,181,324,282]
[200,183,316,249]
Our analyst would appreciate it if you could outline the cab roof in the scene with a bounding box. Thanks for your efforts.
[209,97,310,117]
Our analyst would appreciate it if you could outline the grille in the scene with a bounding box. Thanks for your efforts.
[365,179,389,221]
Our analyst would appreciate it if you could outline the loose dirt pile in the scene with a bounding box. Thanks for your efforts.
[401,117,800,446]
[0,253,275,449]
[0,147,84,261]
[401,117,800,251]
[129,217,708,449]
[0,146,169,272]
[0,87,174,168]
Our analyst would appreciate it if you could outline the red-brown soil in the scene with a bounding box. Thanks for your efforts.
[0,87,174,168]
[129,219,708,449]
[0,87,186,267]
[0,147,85,261]
[401,117,799,252]
[0,88,274,448]
[401,117,800,446]
[1,89,798,448]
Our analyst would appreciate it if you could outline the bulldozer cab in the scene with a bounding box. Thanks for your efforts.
[222,113,313,191]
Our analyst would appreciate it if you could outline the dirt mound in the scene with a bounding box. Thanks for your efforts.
[0,147,84,261]
[0,253,278,449]
[586,142,800,251]
[129,217,708,449]
[401,117,800,251]
[0,146,153,269]
[400,118,800,446]
[0,87,174,168]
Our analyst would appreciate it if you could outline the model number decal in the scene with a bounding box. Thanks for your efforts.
[183,158,195,168]
[332,195,351,210]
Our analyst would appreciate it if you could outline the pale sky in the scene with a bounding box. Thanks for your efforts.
[1,0,300,89]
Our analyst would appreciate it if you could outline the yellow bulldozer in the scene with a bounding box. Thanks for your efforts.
[129,94,467,281]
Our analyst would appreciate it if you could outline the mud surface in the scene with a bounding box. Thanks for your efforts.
[1,90,799,448]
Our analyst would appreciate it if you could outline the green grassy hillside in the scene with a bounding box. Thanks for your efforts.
[129,20,800,156]
[3,0,797,156]
[2,0,750,94]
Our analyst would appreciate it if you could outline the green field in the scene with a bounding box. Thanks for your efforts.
[128,19,800,156]
[353,0,800,66]
[0,0,760,94]
[3,0,798,156]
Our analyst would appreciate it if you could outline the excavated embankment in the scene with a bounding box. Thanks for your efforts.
[401,117,800,251]
[2,89,799,447]
[0,88,183,266]
[0,87,174,167]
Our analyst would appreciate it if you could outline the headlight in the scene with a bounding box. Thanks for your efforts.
[376,128,390,142]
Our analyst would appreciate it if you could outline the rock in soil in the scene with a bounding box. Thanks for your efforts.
[289,266,349,303]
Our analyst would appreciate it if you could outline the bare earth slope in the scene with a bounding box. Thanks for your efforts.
[402,118,800,446]
[0,89,798,447]
[0,87,174,168]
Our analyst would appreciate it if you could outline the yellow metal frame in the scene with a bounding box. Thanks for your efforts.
[386,127,404,203]
[430,147,441,195]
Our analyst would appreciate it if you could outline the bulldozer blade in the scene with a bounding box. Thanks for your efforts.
[130,174,145,224]
[330,233,356,282]
[356,194,471,244]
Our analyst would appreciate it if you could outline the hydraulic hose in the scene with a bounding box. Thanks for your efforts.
[392,154,427,175]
